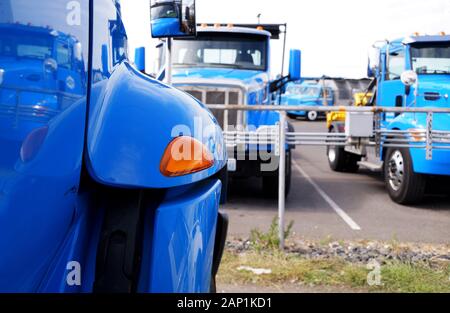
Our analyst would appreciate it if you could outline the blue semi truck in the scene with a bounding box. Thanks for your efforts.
[0,23,86,139]
[0,0,227,292]
[327,34,450,204]
[171,24,301,197]
[281,81,335,121]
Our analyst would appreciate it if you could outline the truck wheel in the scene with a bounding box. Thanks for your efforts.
[327,127,360,172]
[263,150,292,198]
[307,111,318,121]
[384,148,426,204]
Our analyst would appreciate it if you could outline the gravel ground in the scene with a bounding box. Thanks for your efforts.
[226,237,450,268]
[217,283,367,293]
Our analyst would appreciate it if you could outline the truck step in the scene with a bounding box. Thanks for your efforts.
[358,161,383,172]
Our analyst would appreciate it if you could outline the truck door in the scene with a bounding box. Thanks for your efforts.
[0,0,89,291]
[377,45,406,125]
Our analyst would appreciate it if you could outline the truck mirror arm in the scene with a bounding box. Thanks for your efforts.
[269,75,291,93]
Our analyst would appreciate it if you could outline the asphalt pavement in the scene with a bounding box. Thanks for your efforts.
[223,119,450,244]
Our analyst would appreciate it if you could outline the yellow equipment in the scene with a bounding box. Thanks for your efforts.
[326,92,373,129]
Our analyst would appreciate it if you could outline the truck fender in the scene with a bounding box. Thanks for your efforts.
[86,62,227,189]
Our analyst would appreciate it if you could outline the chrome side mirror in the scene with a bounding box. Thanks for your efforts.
[401,70,418,86]
[150,0,196,38]
[43,58,58,74]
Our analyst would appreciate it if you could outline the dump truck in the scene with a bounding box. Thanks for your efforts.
[170,23,301,197]
[327,34,450,204]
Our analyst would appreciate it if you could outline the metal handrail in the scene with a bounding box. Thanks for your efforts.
[210,103,450,249]
[207,104,450,114]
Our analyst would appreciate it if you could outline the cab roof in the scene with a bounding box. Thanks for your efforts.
[377,34,450,53]
[402,35,450,44]
[197,26,271,38]
[0,23,75,41]
[197,23,285,39]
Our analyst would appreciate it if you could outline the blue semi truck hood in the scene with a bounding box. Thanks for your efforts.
[413,74,450,108]
[0,57,48,89]
[389,74,450,131]
[173,67,268,87]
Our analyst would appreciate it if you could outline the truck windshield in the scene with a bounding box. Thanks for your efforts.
[411,43,450,74]
[173,33,268,71]
[151,3,178,19]
[287,85,320,97]
[0,32,53,60]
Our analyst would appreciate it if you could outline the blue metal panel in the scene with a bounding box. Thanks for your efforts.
[139,179,222,293]
[36,194,104,293]
[0,0,89,292]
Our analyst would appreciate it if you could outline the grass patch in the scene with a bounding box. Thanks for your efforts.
[217,250,450,293]
[250,217,294,251]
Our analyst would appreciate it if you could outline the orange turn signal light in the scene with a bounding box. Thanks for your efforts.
[409,129,426,142]
[160,137,214,177]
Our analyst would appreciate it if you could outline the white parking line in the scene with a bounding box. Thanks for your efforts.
[292,160,362,231]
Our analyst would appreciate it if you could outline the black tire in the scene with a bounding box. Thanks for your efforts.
[384,148,426,205]
[262,150,292,198]
[327,127,361,173]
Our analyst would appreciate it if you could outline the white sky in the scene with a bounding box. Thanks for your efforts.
[122,0,450,78]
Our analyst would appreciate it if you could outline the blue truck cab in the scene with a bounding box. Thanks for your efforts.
[171,24,300,197]
[0,0,227,292]
[374,35,450,204]
[0,23,86,138]
[329,34,450,204]
[281,81,335,121]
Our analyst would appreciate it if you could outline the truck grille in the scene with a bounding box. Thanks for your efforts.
[181,87,244,129]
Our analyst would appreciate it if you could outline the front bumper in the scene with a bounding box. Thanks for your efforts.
[288,110,306,116]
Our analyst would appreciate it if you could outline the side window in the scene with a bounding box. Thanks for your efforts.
[387,50,405,80]
[56,41,72,70]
